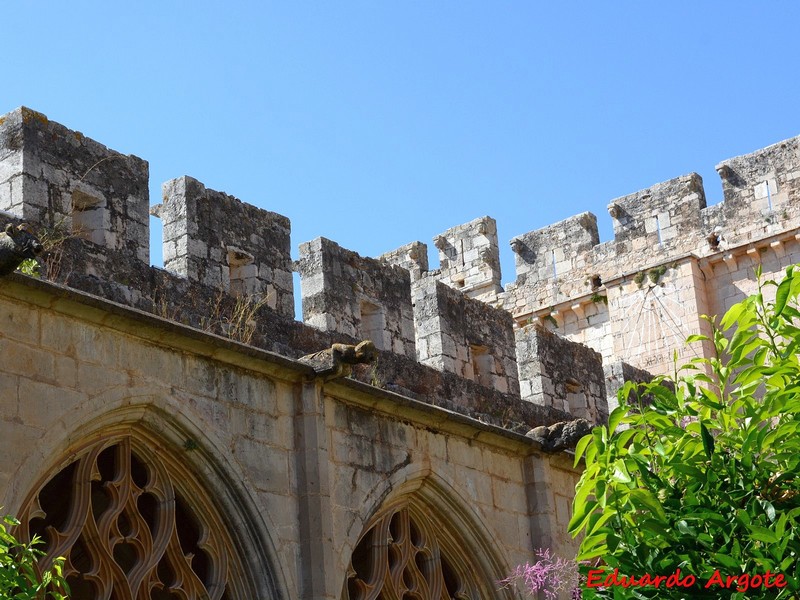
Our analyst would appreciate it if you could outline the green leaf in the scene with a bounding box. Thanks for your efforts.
[720,301,746,331]
[775,512,788,538]
[686,334,710,344]
[576,542,609,563]
[774,272,793,316]
[675,520,696,536]
[574,432,593,467]
[611,462,632,484]
[672,463,705,479]
[758,499,777,522]
[589,427,607,462]
[587,510,616,536]
[710,552,742,570]
[568,498,598,536]
[628,489,666,521]
[747,525,779,544]
[614,428,639,452]
[607,405,627,434]
[700,422,715,459]
[573,473,595,516]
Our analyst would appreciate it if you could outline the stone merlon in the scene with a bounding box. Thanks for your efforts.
[3,105,800,427]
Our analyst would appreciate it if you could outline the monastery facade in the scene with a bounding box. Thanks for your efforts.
[0,106,797,599]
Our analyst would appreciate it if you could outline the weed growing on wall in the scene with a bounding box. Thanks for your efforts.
[16,218,75,281]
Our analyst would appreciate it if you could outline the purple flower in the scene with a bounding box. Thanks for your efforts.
[498,548,581,599]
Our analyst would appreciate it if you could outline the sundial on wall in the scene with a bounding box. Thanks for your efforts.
[621,281,699,369]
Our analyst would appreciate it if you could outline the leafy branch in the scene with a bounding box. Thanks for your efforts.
[0,513,69,599]
[571,264,800,599]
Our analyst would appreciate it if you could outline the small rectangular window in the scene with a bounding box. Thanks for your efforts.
[71,190,105,245]
[227,247,257,297]
[469,344,493,388]
[360,301,387,351]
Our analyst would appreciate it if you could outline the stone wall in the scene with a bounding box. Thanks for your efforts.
[298,237,416,357]
[515,324,607,422]
[413,277,520,396]
[379,240,428,282]
[0,107,150,264]
[510,212,599,291]
[607,173,706,252]
[430,216,503,303]
[0,275,581,599]
[709,136,800,247]
[159,176,294,318]
[3,106,798,400]
[498,133,800,378]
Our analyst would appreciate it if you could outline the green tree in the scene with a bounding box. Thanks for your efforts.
[0,514,68,599]
[570,265,800,599]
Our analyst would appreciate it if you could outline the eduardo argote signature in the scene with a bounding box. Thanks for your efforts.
[586,568,788,592]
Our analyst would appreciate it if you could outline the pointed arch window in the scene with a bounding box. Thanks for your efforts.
[344,502,488,600]
[17,434,250,600]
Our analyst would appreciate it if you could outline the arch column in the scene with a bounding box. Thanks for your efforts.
[295,380,339,600]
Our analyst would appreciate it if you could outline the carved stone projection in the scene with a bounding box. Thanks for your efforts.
[17,435,248,600]
[343,504,482,600]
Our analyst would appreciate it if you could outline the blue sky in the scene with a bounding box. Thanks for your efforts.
[4,2,799,311]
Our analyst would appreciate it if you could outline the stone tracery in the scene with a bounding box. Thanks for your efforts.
[17,435,245,600]
[343,503,482,600]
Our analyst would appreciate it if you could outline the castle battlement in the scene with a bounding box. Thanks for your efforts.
[502,136,800,322]
[2,106,799,430]
[509,212,599,287]
[158,175,295,318]
[298,236,416,358]
[0,107,150,264]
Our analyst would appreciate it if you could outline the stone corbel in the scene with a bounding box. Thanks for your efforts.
[770,240,786,259]
[570,303,585,320]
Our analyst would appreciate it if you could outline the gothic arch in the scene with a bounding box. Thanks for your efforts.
[342,473,514,600]
[15,412,284,600]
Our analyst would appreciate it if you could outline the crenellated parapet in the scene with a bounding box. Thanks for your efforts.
[515,324,606,423]
[0,107,150,264]
[503,173,710,317]
[430,216,502,302]
[607,173,706,251]
[298,237,416,357]
[379,241,428,282]
[510,212,599,286]
[158,176,294,318]
[705,136,800,247]
[500,135,800,381]
[5,105,799,428]
[412,277,519,395]
[503,135,800,330]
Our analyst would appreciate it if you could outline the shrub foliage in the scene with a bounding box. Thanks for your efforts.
[0,515,68,599]
[571,265,800,599]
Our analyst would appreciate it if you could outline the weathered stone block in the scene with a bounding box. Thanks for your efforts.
[431,216,502,302]
[298,237,416,358]
[0,107,150,263]
[412,277,519,395]
[161,176,294,318]
[516,324,607,422]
